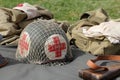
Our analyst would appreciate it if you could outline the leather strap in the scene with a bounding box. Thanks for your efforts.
[87,55,120,70]
[0,54,8,68]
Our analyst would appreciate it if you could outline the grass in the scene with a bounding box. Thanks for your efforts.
[0,0,120,23]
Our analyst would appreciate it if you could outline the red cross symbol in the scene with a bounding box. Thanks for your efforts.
[19,33,29,56]
[17,3,23,7]
[48,36,66,58]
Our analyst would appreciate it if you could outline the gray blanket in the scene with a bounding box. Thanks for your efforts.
[0,46,119,80]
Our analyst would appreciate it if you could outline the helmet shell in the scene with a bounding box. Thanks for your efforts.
[16,19,72,66]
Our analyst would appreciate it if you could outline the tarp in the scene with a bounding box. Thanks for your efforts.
[0,46,119,80]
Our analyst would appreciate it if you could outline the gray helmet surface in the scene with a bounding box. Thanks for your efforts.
[16,19,73,66]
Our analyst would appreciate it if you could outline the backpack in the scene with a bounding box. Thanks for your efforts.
[67,8,120,55]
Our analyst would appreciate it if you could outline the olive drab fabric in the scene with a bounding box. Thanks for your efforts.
[0,4,53,46]
[67,8,120,55]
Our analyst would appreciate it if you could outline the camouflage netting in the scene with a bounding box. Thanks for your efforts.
[16,19,73,66]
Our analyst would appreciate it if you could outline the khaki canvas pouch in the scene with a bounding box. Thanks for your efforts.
[67,23,120,55]
[66,8,120,55]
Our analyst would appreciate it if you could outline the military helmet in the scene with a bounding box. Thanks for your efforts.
[16,19,73,66]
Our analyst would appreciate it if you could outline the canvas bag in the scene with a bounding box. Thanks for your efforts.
[0,3,53,46]
[67,8,120,55]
